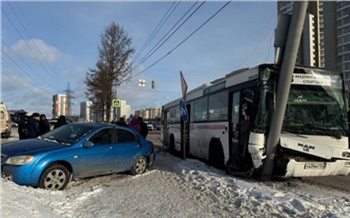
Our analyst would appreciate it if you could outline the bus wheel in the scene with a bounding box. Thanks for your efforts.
[209,141,225,169]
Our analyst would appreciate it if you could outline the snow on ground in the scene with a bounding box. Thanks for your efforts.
[2,147,350,218]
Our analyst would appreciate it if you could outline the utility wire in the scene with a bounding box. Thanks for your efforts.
[265,18,278,63]
[2,60,54,94]
[133,1,205,71]
[2,8,65,90]
[7,2,67,85]
[132,1,232,79]
[2,71,53,97]
[2,41,62,90]
[133,1,179,62]
[238,11,276,68]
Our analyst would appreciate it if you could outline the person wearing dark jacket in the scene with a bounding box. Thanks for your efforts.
[116,117,128,127]
[39,114,50,135]
[18,115,29,140]
[27,112,40,138]
[54,115,67,129]
[138,117,148,138]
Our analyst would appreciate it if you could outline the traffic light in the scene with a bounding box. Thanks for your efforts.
[151,80,155,89]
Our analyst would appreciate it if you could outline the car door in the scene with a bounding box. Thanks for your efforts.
[77,128,116,178]
[113,128,141,172]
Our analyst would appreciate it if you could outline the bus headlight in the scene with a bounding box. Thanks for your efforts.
[6,156,34,165]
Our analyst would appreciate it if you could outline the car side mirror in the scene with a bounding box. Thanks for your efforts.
[83,141,94,148]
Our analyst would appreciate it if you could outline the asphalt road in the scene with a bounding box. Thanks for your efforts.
[2,128,349,192]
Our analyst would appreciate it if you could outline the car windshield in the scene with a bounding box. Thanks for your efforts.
[40,123,95,145]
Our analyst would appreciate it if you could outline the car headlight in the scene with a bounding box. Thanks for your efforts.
[6,156,34,165]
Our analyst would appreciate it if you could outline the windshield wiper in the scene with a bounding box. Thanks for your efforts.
[40,137,71,145]
[281,129,308,138]
[304,124,342,139]
[41,137,60,144]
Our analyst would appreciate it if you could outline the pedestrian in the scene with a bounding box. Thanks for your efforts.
[127,116,141,133]
[54,115,68,129]
[127,114,133,124]
[39,114,50,135]
[18,115,29,140]
[27,112,40,138]
[137,117,148,138]
[116,117,128,127]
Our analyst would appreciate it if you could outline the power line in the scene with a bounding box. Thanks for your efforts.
[238,11,276,68]
[265,18,278,63]
[2,61,53,95]
[2,8,65,90]
[133,1,205,71]
[132,1,232,79]
[2,41,63,91]
[133,1,180,62]
[121,87,181,93]
[7,2,67,85]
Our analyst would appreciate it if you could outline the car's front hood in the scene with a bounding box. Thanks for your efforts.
[1,139,68,156]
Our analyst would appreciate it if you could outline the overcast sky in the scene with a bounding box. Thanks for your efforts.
[1,1,277,117]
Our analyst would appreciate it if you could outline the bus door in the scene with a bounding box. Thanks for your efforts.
[229,89,254,170]
[163,110,169,146]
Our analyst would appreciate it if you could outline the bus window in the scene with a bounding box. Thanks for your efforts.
[193,97,208,122]
[208,91,228,121]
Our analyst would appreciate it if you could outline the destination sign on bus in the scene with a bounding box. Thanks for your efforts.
[292,74,331,86]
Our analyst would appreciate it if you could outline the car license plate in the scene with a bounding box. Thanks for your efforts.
[304,162,326,170]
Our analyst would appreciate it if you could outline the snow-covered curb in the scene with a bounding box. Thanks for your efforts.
[2,151,350,218]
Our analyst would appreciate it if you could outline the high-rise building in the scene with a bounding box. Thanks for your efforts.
[277,1,350,89]
[336,1,350,86]
[134,107,162,120]
[52,94,68,118]
[113,100,131,120]
[277,1,325,67]
[80,101,93,122]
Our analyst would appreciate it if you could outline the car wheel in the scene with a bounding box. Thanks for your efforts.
[39,164,70,190]
[131,156,147,175]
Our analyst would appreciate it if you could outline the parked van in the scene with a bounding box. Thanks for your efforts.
[1,102,12,138]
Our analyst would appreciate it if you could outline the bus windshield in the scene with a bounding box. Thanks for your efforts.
[283,76,349,138]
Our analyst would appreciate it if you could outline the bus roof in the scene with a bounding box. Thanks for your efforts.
[162,63,341,110]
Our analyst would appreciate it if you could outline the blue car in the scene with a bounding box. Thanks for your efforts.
[1,123,155,190]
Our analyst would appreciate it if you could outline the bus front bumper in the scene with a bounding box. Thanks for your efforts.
[284,159,350,177]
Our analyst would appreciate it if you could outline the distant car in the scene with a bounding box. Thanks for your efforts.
[155,124,161,130]
[144,121,153,131]
[1,123,155,190]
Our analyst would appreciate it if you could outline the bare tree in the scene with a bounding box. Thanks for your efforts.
[85,22,134,122]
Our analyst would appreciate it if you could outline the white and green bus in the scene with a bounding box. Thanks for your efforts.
[161,64,350,177]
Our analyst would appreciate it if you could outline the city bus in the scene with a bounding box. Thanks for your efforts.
[161,64,350,178]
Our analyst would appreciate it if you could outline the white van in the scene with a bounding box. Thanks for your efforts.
[0,102,12,138]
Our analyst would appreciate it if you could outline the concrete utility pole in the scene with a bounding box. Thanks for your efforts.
[261,0,308,180]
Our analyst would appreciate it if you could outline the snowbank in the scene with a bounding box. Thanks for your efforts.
[2,150,350,218]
